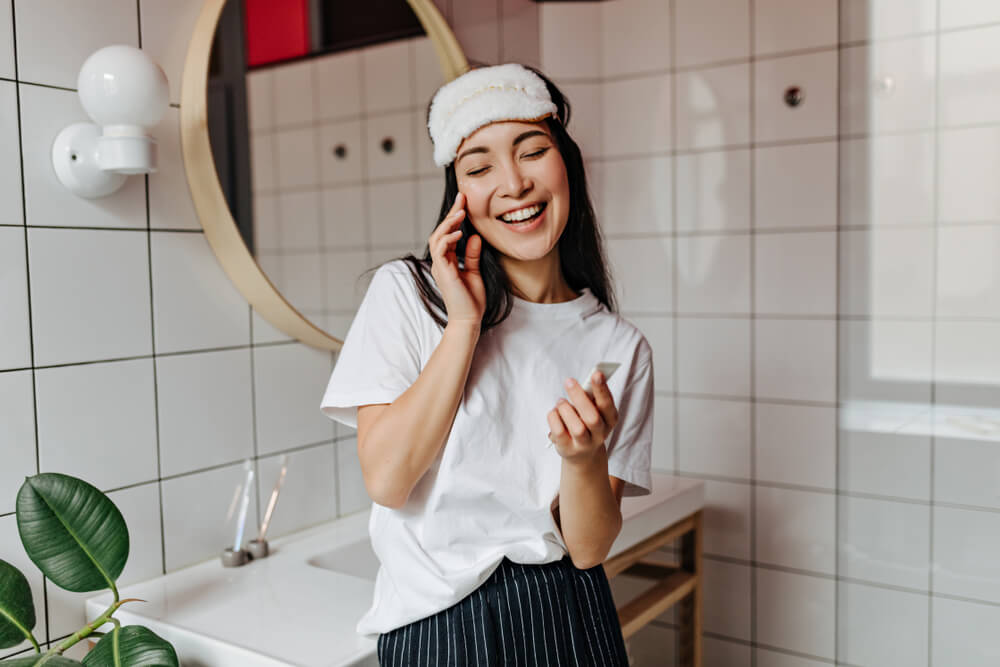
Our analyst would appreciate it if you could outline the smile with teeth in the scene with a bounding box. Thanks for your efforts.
[499,202,546,225]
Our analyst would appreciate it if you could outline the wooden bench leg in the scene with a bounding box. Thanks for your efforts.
[677,511,702,667]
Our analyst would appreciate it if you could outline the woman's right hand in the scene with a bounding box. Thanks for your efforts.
[429,192,486,326]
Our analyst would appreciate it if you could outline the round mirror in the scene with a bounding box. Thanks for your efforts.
[181,0,468,349]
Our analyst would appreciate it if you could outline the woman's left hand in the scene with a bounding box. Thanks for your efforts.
[547,371,619,464]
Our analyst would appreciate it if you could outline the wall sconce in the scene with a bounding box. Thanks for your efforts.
[51,45,169,199]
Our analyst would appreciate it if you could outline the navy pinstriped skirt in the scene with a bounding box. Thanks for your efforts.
[375,555,629,666]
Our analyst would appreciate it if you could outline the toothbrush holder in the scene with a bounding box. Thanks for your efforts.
[246,538,270,560]
[221,547,249,568]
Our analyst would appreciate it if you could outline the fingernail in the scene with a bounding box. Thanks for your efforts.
[564,378,574,389]
[595,372,605,384]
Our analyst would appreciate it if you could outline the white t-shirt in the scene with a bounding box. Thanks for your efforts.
[320,259,654,639]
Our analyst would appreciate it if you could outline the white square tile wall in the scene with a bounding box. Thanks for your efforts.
[674,0,749,68]
[150,232,250,354]
[315,50,362,121]
[161,462,260,572]
[0,227,30,370]
[754,51,838,143]
[278,190,322,251]
[149,108,200,231]
[0,2,13,79]
[20,86,147,229]
[600,0,670,77]
[837,582,929,667]
[0,3,381,653]
[675,148,751,232]
[273,59,315,127]
[602,75,672,155]
[0,371,36,515]
[675,63,750,151]
[138,0,202,106]
[0,81,21,226]
[13,0,138,88]
[839,0,936,42]
[597,156,672,234]
[35,358,158,491]
[252,343,335,456]
[753,0,837,55]
[556,1,1000,664]
[256,445,337,538]
[155,349,255,477]
[940,0,1000,29]
[840,37,936,135]
[539,3,602,80]
[28,228,152,366]
[2,0,997,661]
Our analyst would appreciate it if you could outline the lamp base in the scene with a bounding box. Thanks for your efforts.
[98,133,158,175]
[51,122,127,199]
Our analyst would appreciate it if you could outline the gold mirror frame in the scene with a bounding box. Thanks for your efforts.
[180,0,469,350]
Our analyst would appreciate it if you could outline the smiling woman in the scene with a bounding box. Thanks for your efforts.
[452,120,572,284]
[320,62,655,666]
[380,63,616,329]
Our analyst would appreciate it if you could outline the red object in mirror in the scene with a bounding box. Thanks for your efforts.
[244,0,310,67]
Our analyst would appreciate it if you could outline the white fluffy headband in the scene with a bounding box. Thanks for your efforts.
[427,63,558,168]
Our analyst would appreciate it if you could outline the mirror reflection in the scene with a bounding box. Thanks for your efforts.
[207,0,447,339]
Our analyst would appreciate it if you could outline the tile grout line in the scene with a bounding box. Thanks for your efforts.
[496,0,503,64]
[928,0,942,662]
[651,624,841,666]
[833,2,843,662]
[747,1,758,664]
[668,0,679,483]
[697,551,1000,612]
[309,56,330,334]
[136,0,169,581]
[146,171,168,577]
[9,0,49,646]
[249,308,262,531]
[647,467,1000,517]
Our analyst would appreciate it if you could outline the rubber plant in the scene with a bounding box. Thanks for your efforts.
[0,473,178,666]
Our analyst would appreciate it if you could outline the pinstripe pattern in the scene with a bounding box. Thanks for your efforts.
[376,555,629,666]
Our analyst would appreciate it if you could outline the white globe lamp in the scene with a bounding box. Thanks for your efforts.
[51,45,170,198]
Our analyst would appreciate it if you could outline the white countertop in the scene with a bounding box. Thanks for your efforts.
[87,473,703,667]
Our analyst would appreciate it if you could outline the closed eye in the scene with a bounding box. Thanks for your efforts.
[466,148,550,176]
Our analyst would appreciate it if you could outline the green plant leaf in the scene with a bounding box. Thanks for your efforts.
[3,657,83,666]
[16,474,129,593]
[0,558,36,649]
[81,625,178,667]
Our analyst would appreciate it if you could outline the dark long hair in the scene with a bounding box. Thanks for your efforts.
[374,63,617,333]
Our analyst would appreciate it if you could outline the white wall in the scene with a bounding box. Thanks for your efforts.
[0,1,369,658]
[4,1,1000,665]
[247,36,444,334]
[540,1,1000,666]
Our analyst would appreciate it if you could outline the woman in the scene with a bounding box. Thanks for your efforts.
[321,63,654,666]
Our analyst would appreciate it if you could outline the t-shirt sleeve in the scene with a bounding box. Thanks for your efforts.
[319,262,427,429]
[605,336,654,497]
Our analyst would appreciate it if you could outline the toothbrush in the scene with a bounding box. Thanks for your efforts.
[258,455,288,541]
[232,462,255,552]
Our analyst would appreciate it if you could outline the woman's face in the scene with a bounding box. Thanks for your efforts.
[454,120,570,263]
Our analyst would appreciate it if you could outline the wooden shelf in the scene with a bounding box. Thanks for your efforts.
[606,510,703,666]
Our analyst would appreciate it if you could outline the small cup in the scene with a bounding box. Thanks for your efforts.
[221,547,249,568]
[246,538,270,560]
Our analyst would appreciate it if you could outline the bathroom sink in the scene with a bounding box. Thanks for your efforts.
[83,474,702,666]
[308,538,380,580]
